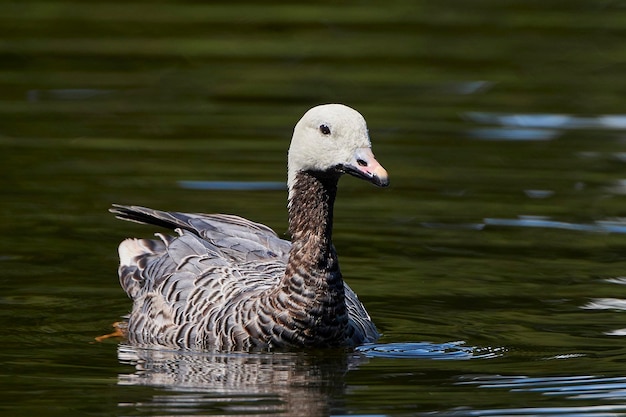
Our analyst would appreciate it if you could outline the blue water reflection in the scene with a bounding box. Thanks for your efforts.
[430,404,626,416]
[484,217,626,234]
[423,217,626,234]
[464,111,626,141]
[439,375,626,417]
[356,341,504,360]
[465,112,626,131]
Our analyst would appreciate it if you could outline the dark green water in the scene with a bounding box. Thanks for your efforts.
[3,1,626,416]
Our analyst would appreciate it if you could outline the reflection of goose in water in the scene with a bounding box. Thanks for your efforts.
[111,104,389,351]
[117,344,364,415]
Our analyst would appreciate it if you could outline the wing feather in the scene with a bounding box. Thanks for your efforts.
[112,204,378,348]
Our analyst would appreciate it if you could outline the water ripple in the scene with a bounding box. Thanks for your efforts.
[356,341,505,360]
[484,217,626,234]
[464,112,626,142]
[428,404,626,416]
[465,112,626,131]
[582,298,626,311]
[423,217,626,234]
[436,375,626,416]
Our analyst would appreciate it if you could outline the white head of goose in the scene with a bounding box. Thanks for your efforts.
[110,104,389,351]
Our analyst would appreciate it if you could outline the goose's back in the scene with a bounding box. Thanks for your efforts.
[112,205,378,349]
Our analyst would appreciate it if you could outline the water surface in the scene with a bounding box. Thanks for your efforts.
[3,1,626,416]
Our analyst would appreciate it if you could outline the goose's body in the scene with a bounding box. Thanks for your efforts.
[112,104,389,351]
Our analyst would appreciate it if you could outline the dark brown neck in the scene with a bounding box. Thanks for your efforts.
[287,170,338,265]
[274,170,348,345]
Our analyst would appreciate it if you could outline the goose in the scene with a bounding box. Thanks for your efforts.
[110,104,389,351]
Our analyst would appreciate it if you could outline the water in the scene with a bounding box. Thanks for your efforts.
[3,1,626,416]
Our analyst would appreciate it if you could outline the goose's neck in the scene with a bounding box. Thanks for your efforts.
[275,170,348,345]
[287,170,338,257]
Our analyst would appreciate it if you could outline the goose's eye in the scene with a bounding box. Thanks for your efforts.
[319,124,331,135]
